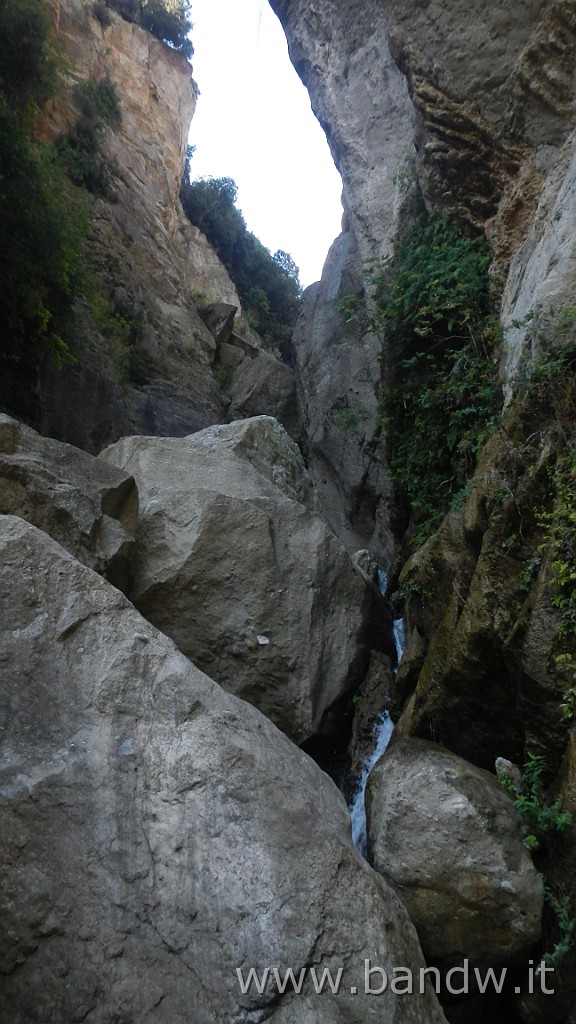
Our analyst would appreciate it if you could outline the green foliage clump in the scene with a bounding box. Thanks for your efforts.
[90,293,150,388]
[0,100,84,419]
[107,0,193,58]
[0,0,60,115]
[538,449,576,720]
[334,398,369,433]
[543,885,576,967]
[56,78,121,197]
[497,754,572,851]
[377,212,502,544]
[180,174,302,360]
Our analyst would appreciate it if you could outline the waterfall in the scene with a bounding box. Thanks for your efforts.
[349,570,405,857]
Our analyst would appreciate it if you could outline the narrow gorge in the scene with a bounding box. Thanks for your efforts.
[1,1,575,1023]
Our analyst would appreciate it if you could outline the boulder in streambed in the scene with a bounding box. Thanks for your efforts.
[366,737,544,968]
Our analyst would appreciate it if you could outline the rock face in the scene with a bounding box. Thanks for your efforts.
[37,0,238,449]
[0,515,448,1024]
[227,350,299,441]
[266,0,415,562]
[268,0,414,266]
[293,231,394,562]
[393,421,574,777]
[271,0,576,297]
[0,413,136,590]
[501,127,576,384]
[366,738,544,968]
[101,416,385,744]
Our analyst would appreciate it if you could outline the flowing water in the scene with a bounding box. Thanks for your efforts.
[349,571,405,856]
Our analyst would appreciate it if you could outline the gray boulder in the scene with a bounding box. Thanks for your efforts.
[0,414,137,590]
[366,737,543,968]
[0,515,447,1024]
[101,416,384,744]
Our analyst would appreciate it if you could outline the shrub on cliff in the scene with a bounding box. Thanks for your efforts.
[377,211,502,544]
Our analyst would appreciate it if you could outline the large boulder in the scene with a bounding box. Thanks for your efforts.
[0,515,447,1024]
[366,737,544,968]
[0,414,137,590]
[101,416,385,744]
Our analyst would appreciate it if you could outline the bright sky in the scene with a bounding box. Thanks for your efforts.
[188,0,343,288]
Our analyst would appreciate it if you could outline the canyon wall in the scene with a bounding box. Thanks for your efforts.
[270,1,576,1021]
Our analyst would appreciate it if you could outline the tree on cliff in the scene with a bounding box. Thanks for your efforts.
[180,174,302,361]
[106,0,194,58]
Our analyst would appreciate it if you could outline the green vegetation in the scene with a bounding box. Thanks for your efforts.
[497,754,572,851]
[106,0,193,58]
[376,211,502,545]
[0,0,89,420]
[56,78,121,196]
[0,0,130,421]
[0,0,61,116]
[180,174,302,360]
[333,398,370,433]
[542,885,576,968]
[513,305,576,424]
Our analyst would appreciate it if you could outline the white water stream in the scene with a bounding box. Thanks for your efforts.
[349,572,405,856]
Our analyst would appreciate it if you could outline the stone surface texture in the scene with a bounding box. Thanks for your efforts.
[38,0,238,448]
[366,737,544,968]
[293,231,394,562]
[0,515,448,1024]
[0,414,136,590]
[101,416,385,744]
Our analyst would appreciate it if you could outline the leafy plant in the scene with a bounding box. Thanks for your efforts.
[334,398,370,433]
[377,212,502,545]
[542,885,576,967]
[513,305,576,425]
[497,753,572,850]
[0,0,61,115]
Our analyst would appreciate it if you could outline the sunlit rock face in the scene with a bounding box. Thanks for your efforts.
[0,514,449,1024]
[38,0,239,449]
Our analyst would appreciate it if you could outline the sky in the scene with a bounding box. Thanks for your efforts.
[187,0,343,288]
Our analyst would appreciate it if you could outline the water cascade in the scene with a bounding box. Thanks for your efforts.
[349,571,405,856]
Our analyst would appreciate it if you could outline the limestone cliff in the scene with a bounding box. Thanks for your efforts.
[36,0,281,452]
